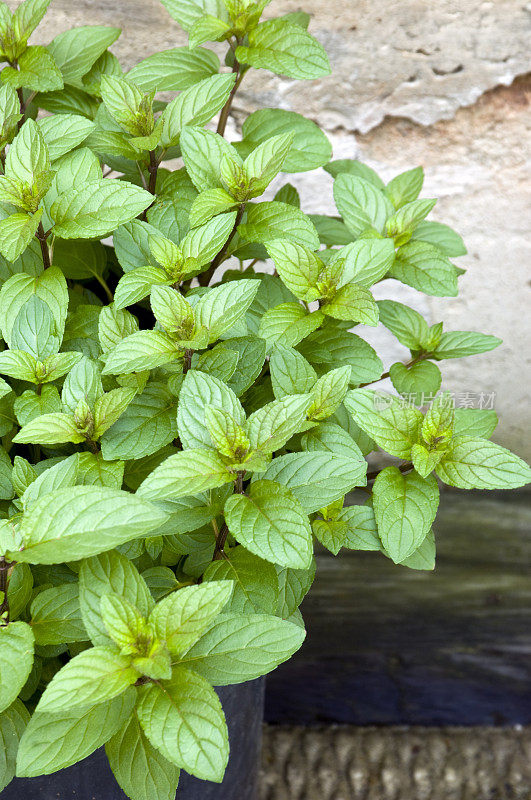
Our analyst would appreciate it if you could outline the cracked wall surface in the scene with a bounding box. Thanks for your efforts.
[8,0,531,455]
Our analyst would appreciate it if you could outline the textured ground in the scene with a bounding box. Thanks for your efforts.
[260,725,531,800]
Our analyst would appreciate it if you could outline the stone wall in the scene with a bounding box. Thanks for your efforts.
[9,0,531,456]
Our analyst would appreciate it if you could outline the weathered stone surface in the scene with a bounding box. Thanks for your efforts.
[15,0,531,132]
[6,0,530,456]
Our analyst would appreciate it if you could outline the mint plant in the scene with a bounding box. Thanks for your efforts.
[0,0,529,797]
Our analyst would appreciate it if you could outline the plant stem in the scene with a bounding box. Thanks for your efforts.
[358,355,425,389]
[213,522,229,561]
[183,348,193,373]
[147,150,159,195]
[95,273,113,303]
[213,471,245,560]
[366,461,413,482]
[0,557,10,624]
[198,203,246,286]
[36,222,51,269]
[217,45,245,137]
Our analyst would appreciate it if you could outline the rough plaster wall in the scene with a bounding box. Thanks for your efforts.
[9,0,531,456]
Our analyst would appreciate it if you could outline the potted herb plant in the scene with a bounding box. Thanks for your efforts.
[0,0,529,798]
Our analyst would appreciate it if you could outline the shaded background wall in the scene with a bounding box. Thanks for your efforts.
[9,0,531,457]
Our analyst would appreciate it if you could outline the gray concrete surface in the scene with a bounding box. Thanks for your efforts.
[7,0,531,457]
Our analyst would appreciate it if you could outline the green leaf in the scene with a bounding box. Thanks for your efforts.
[127,47,219,92]
[432,330,502,359]
[301,421,365,460]
[48,26,121,84]
[79,551,153,647]
[323,283,379,325]
[373,467,439,562]
[76,452,125,489]
[389,241,458,296]
[386,167,424,209]
[20,454,78,510]
[36,646,138,714]
[2,45,63,93]
[177,370,244,450]
[13,412,85,446]
[137,448,234,502]
[298,323,383,386]
[339,505,381,551]
[5,120,49,187]
[14,385,61,426]
[0,622,34,714]
[244,132,294,195]
[399,529,436,570]
[389,361,442,406]
[102,330,180,375]
[0,209,43,263]
[30,583,86,646]
[180,126,239,192]
[180,211,237,266]
[333,174,393,236]
[344,390,423,458]
[377,299,430,350]
[421,393,454,445]
[452,408,497,439]
[257,451,367,513]
[12,0,51,39]
[247,393,312,454]
[386,198,436,239]
[0,700,29,792]
[160,0,227,31]
[61,355,103,414]
[239,201,319,248]
[325,158,385,188]
[136,668,228,781]
[101,382,178,461]
[51,180,154,239]
[436,436,531,489]
[178,612,305,684]
[188,15,231,48]
[16,691,135,778]
[99,305,139,353]
[411,220,466,257]
[194,279,259,342]
[241,109,332,173]
[270,344,316,398]
[266,240,322,302]
[225,479,313,569]
[99,594,146,652]
[204,406,249,459]
[13,486,167,564]
[114,266,169,310]
[236,19,330,80]
[411,443,444,478]
[100,75,153,136]
[93,387,137,438]
[203,547,279,614]
[189,188,237,227]
[106,711,180,800]
[307,365,351,420]
[340,239,396,288]
[149,581,233,657]
[161,73,235,147]
[312,517,349,555]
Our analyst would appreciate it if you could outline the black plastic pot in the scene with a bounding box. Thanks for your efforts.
[1,678,265,800]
